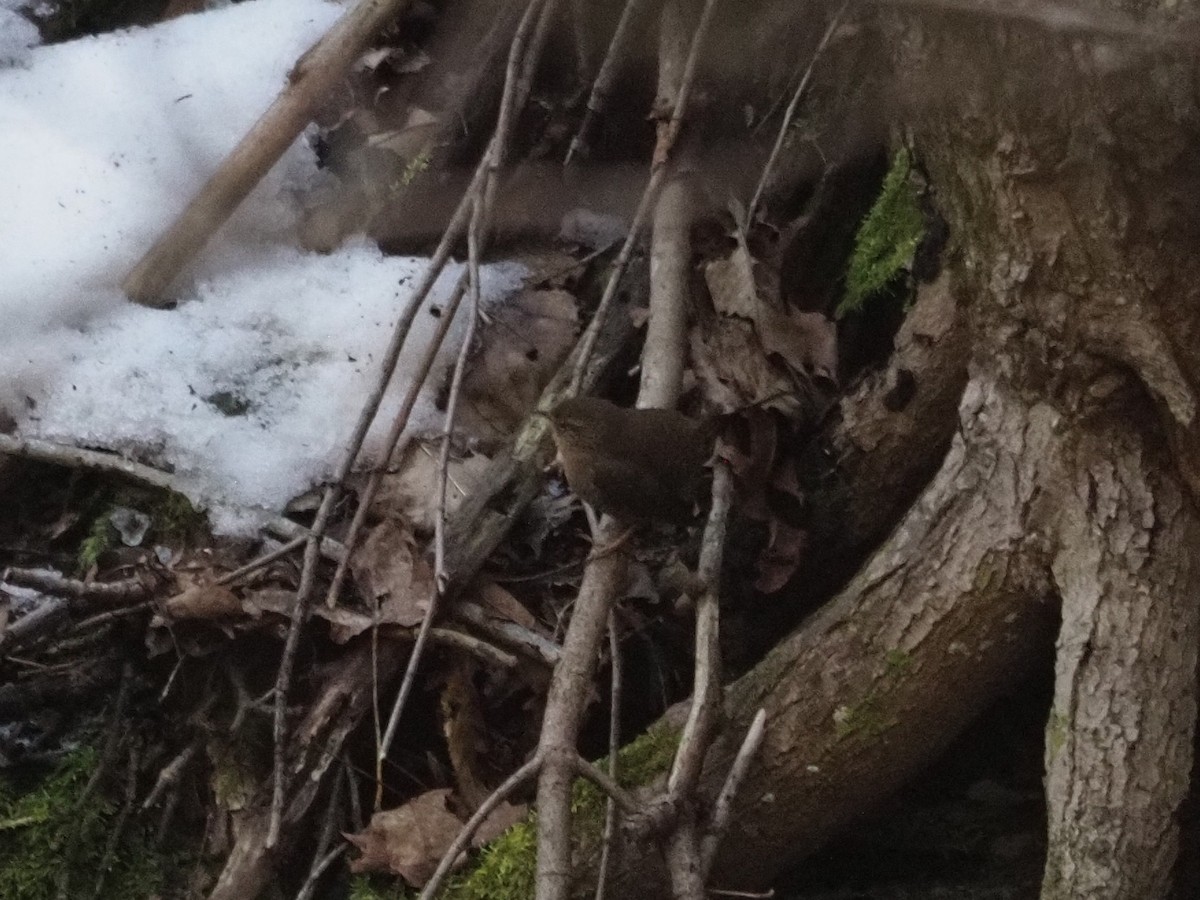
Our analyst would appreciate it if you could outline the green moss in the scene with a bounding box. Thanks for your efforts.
[76,485,207,572]
[448,817,538,900]
[77,513,115,573]
[833,694,895,740]
[835,652,917,740]
[441,724,680,899]
[0,746,168,900]
[401,149,432,188]
[153,489,206,538]
[840,148,926,318]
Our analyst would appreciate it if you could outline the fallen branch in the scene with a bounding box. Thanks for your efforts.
[122,0,420,303]
[535,4,720,897]
[2,566,160,603]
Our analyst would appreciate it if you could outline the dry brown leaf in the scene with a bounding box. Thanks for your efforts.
[703,236,839,387]
[350,519,433,629]
[441,660,490,810]
[473,580,539,632]
[346,789,464,884]
[704,241,762,320]
[346,789,526,885]
[162,583,242,620]
[370,443,491,534]
[689,319,796,415]
[240,586,385,644]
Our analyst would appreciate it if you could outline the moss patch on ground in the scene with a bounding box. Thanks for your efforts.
[382,722,682,900]
[0,746,170,900]
[77,484,208,572]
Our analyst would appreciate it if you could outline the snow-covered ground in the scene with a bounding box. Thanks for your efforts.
[0,0,525,533]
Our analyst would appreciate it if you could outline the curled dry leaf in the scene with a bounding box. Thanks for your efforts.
[350,518,434,629]
[370,443,492,534]
[239,587,393,644]
[702,231,839,393]
[689,318,798,416]
[441,659,490,810]
[346,788,526,885]
[474,580,540,632]
[161,583,243,620]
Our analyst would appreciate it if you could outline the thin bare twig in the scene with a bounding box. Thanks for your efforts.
[668,462,733,797]
[2,566,159,603]
[451,601,563,665]
[594,614,623,900]
[565,0,652,166]
[418,756,543,900]
[0,434,179,491]
[377,198,486,782]
[295,766,346,900]
[71,602,153,634]
[374,0,557,784]
[747,0,851,221]
[345,750,365,831]
[216,536,305,586]
[708,889,774,898]
[295,843,347,900]
[569,0,722,393]
[700,709,767,879]
[572,756,637,812]
[271,146,496,842]
[269,485,336,847]
[143,741,199,810]
[322,271,466,608]
[324,0,556,610]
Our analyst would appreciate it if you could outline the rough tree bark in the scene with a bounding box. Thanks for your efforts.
[602,2,1200,898]
[891,4,1200,896]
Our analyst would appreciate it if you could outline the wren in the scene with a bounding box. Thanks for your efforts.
[546,396,715,523]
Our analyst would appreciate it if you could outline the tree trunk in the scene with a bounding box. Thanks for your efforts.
[890,5,1200,896]
[605,2,1200,896]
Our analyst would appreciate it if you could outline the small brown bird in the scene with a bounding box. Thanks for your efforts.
[545,396,715,523]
